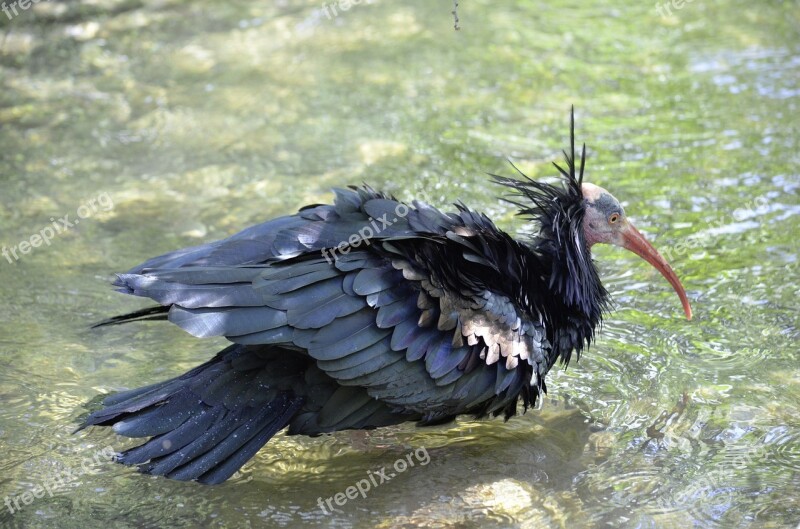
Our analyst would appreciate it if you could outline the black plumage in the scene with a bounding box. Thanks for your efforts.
[79,109,690,485]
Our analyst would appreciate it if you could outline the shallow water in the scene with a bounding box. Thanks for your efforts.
[0,1,798,528]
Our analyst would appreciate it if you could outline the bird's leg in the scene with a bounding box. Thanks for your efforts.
[347,429,372,451]
[644,392,690,446]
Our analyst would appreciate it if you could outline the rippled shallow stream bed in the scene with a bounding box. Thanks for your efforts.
[0,1,798,528]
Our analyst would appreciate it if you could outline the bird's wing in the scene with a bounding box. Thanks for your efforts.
[114,187,551,421]
[122,188,414,273]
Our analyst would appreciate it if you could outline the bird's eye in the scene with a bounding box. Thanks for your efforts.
[608,213,620,224]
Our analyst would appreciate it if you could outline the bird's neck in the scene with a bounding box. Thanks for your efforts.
[528,225,608,354]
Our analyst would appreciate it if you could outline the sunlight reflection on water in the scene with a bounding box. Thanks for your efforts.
[0,1,798,528]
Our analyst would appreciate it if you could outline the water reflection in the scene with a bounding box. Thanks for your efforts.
[1,0,799,528]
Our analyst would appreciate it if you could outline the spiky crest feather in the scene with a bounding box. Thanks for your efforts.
[490,107,609,364]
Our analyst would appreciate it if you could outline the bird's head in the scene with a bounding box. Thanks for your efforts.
[580,182,692,320]
[492,108,692,321]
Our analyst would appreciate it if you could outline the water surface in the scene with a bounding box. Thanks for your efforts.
[0,1,798,528]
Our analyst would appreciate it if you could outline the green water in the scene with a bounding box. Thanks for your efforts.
[0,1,798,528]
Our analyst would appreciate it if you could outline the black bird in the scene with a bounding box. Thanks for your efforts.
[79,109,692,484]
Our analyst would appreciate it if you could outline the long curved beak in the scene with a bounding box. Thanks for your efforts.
[618,222,693,320]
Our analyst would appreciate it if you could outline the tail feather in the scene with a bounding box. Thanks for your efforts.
[91,305,169,328]
[116,407,225,466]
[160,395,301,484]
[80,344,306,484]
[112,391,198,438]
[100,378,176,407]
[79,343,411,483]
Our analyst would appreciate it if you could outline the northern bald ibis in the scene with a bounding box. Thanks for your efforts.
[79,109,692,484]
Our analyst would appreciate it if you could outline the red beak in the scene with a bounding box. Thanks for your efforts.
[619,222,693,320]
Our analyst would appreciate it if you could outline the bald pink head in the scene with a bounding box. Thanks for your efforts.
[580,182,693,320]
